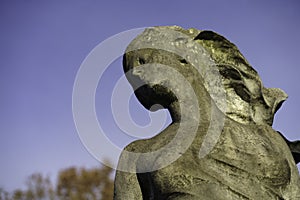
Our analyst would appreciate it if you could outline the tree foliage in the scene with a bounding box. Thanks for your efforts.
[2,165,114,200]
[0,187,10,200]
[56,165,113,200]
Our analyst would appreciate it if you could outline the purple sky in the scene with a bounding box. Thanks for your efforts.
[0,0,299,191]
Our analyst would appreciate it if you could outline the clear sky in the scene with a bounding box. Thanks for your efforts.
[0,0,299,191]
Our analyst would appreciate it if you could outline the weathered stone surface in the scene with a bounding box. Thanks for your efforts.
[114,26,300,199]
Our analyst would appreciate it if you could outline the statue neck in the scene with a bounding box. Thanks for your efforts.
[167,81,212,124]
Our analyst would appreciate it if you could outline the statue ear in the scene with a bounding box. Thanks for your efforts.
[262,87,288,114]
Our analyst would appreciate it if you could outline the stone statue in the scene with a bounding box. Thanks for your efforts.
[114,26,300,199]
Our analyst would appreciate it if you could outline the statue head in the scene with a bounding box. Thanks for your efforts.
[123,26,287,126]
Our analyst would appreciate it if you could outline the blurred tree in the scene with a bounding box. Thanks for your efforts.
[56,165,114,200]
[25,173,54,200]
[12,189,24,200]
[12,173,54,200]
[5,164,114,200]
[99,165,114,200]
[0,188,10,200]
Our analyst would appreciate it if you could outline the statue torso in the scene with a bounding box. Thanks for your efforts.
[136,119,300,199]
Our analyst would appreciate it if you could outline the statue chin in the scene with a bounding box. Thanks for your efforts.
[133,84,177,111]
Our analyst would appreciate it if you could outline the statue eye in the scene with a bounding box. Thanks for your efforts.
[138,57,146,65]
[232,84,251,102]
[218,65,242,80]
[180,59,188,64]
[225,69,242,80]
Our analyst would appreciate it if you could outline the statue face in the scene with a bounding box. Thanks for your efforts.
[123,49,179,111]
[217,62,287,125]
[123,27,288,126]
[217,63,262,124]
